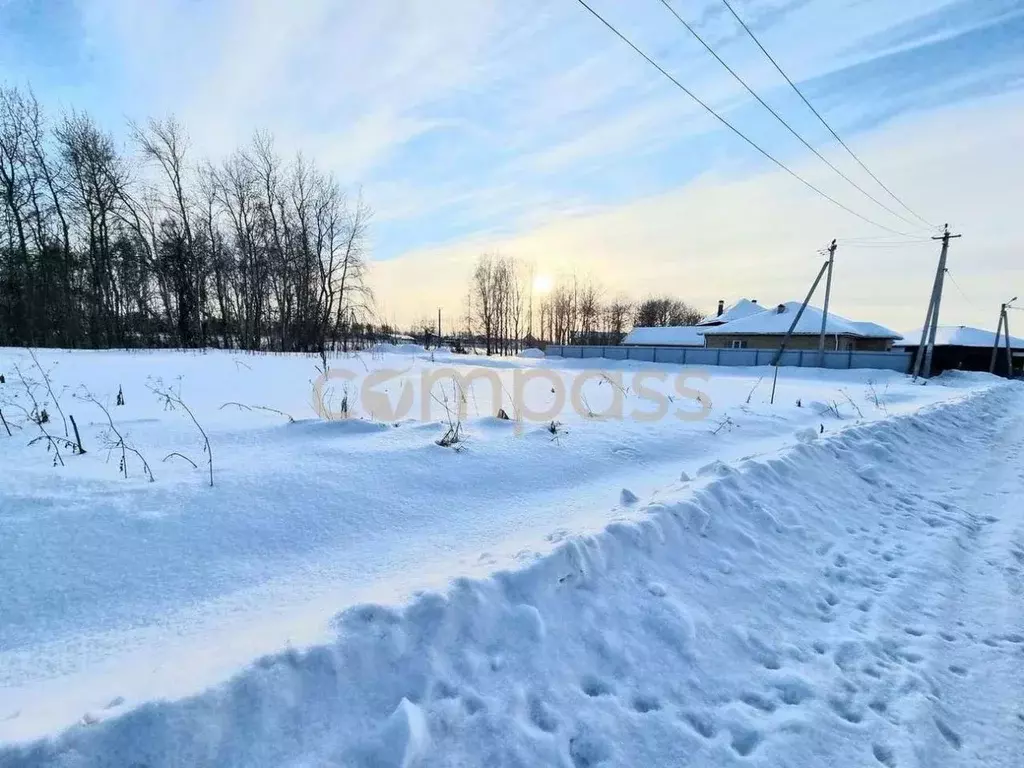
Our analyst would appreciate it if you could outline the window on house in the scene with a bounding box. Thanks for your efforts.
[730,339,748,349]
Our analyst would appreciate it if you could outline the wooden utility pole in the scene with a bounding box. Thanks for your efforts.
[990,298,1017,376]
[912,224,961,379]
[437,307,442,340]
[817,239,837,367]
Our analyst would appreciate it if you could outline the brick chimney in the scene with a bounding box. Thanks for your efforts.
[716,300,725,317]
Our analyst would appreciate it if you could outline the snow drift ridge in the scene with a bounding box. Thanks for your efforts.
[2,381,1018,768]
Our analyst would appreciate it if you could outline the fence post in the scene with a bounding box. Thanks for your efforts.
[798,349,804,367]
[682,348,688,365]
[848,350,853,369]
[652,347,658,363]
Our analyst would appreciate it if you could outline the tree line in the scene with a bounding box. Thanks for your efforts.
[463,253,704,353]
[0,84,372,352]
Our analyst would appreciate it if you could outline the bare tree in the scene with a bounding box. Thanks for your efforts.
[635,296,703,327]
[0,81,373,353]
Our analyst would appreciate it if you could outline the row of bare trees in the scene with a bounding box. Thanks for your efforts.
[465,254,704,353]
[0,83,371,352]
[471,254,527,355]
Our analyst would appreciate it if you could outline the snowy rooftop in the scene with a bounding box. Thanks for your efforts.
[702,302,902,339]
[697,298,764,326]
[894,325,1024,349]
[620,326,705,346]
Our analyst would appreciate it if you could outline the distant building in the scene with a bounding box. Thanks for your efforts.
[621,299,763,347]
[570,329,626,345]
[621,298,901,354]
[894,325,1024,377]
[620,325,705,347]
[701,302,902,351]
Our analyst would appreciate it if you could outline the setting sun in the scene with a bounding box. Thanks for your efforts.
[533,272,554,295]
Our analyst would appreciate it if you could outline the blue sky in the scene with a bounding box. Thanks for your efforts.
[3,0,1023,329]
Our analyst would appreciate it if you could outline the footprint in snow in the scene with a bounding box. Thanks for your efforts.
[872,742,897,766]
[739,692,777,713]
[528,695,559,733]
[728,724,763,757]
[681,710,717,739]
[569,725,613,767]
[632,695,662,714]
[580,675,614,698]
[934,717,963,750]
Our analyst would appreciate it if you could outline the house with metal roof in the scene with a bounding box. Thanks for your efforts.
[894,325,1024,377]
[701,302,902,352]
[621,299,765,347]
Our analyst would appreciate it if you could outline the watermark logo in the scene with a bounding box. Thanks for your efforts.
[312,366,713,428]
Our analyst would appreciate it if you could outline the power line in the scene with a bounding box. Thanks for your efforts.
[944,268,982,310]
[571,0,912,236]
[719,0,934,229]
[839,227,941,243]
[656,0,921,230]
[840,239,934,249]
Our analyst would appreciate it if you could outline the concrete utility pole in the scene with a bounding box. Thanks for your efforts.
[990,298,1017,376]
[437,307,442,340]
[912,224,961,379]
[1006,308,1015,378]
[817,238,837,367]
[770,258,831,404]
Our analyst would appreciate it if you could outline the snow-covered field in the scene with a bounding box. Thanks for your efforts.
[1,347,1021,766]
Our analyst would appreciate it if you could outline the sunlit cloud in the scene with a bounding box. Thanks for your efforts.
[4,0,1022,334]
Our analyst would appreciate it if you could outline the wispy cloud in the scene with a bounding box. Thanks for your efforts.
[371,90,1024,332]
[5,0,1023,331]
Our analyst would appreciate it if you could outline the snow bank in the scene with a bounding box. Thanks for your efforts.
[517,347,545,359]
[0,348,1003,749]
[3,381,1017,767]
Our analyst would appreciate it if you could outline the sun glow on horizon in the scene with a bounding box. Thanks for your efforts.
[533,273,554,295]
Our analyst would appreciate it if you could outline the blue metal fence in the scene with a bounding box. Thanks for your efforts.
[544,345,911,373]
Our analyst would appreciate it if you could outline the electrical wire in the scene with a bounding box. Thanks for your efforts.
[840,228,940,243]
[840,240,934,249]
[720,0,935,229]
[944,268,982,311]
[571,0,913,237]
[656,0,922,230]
